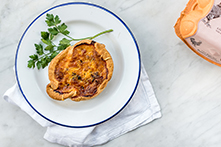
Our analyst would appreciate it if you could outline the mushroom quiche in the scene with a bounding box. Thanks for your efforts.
[46,39,114,102]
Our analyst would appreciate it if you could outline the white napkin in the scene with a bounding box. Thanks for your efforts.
[3,64,161,147]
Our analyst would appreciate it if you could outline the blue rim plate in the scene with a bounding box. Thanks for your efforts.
[15,2,141,128]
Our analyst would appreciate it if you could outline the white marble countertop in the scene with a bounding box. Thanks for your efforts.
[2,0,221,146]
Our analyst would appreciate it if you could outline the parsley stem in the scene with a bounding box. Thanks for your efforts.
[71,29,113,41]
[39,29,113,61]
[67,35,74,40]
[38,51,54,60]
[54,24,75,40]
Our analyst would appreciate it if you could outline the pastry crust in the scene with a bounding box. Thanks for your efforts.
[46,39,114,102]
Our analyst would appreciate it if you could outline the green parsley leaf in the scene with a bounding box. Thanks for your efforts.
[57,23,67,31]
[41,58,48,69]
[61,30,70,35]
[50,51,59,59]
[59,38,71,45]
[45,56,52,63]
[45,14,61,27]
[57,44,69,51]
[35,44,44,55]
[45,20,54,27]
[28,59,35,68]
[45,45,54,52]
[46,14,54,21]
[49,34,54,40]
[41,31,49,40]
[41,39,52,46]
[57,23,70,35]
[54,15,61,25]
[45,14,54,26]
[48,27,59,35]
[29,54,38,60]
[36,60,42,69]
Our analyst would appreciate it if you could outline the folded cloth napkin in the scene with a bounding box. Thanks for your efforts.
[3,63,161,147]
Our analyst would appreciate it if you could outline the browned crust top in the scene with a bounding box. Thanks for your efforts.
[46,39,114,102]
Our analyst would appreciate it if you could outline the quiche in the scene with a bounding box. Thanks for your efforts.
[46,39,114,102]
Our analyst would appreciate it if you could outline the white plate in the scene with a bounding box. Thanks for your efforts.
[15,2,141,128]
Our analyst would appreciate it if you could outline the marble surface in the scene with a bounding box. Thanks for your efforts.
[1,0,221,146]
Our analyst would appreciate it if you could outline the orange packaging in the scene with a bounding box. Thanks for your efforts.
[174,0,221,66]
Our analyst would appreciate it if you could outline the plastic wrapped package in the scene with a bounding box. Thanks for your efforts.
[175,0,221,66]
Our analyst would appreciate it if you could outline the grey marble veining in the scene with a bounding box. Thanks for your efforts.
[2,0,221,146]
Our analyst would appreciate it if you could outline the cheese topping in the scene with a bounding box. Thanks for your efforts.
[54,43,108,98]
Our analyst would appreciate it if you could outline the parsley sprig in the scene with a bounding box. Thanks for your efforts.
[28,13,113,69]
